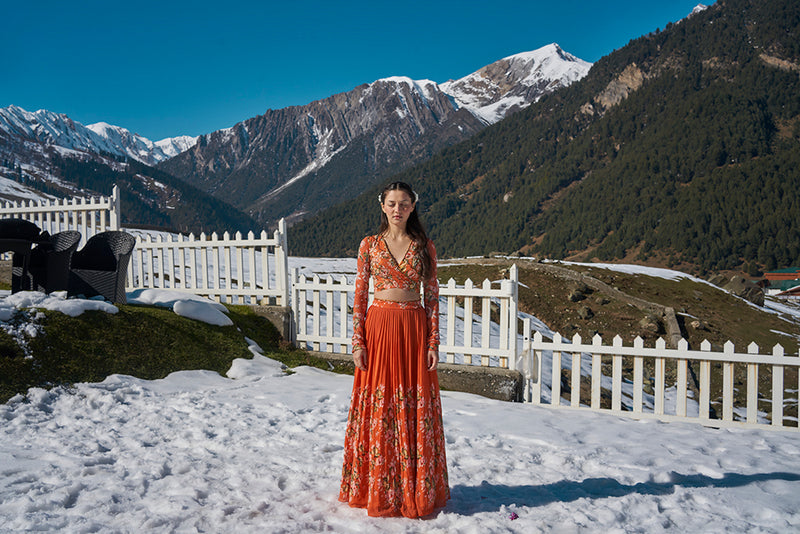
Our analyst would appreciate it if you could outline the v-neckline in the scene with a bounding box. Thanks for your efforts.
[381,235,412,267]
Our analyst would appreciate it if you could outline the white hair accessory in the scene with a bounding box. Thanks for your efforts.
[378,189,420,204]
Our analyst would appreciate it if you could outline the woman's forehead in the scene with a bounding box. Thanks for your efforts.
[384,190,413,202]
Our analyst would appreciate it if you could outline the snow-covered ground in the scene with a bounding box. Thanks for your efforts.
[2,260,800,532]
[2,348,799,532]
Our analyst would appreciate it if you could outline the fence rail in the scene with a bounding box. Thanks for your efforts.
[291,265,520,368]
[0,185,120,246]
[126,219,290,306]
[524,324,800,432]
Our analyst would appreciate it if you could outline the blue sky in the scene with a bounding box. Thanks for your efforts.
[2,1,710,141]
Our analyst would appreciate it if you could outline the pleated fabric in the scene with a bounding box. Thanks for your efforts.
[339,299,449,518]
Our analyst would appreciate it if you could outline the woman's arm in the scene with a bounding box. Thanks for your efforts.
[352,237,371,369]
[423,240,439,367]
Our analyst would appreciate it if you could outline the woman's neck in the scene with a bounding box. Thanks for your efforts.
[382,225,408,240]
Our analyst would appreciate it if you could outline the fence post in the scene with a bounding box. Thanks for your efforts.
[531,331,543,404]
[289,267,299,346]
[522,317,531,402]
[746,342,759,424]
[110,185,121,231]
[509,264,519,371]
[276,218,290,307]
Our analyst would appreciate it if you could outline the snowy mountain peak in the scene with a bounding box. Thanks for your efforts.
[370,77,442,103]
[440,43,592,124]
[0,105,196,166]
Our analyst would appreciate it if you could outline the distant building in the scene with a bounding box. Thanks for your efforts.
[776,285,800,299]
[765,268,800,297]
[765,268,800,281]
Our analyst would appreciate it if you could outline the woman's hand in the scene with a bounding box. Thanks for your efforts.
[353,349,367,371]
[427,349,439,371]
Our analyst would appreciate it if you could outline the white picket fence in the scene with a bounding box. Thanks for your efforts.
[127,219,290,305]
[293,262,800,432]
[0,185,120,246]
[292,265,520,369]
[523,325,800,432]
[3,187,797,432]
[0,185,290,305]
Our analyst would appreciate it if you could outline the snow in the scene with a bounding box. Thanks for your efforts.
[2,352,799,532]
[556,260,695,281]
[127,288,233,326]
[153,135,198,158]
[374,76,440,100]
[440,43,592,125]
[172,300,233,326]
[690,4,710,17]
[0,105,194,167]
[1,260,800,532]
[1,290,118,319]
[0,175,54,203]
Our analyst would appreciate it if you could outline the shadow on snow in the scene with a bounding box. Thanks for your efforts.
[447,471,800,515]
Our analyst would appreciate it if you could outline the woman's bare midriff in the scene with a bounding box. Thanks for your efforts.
[374,288,420,302]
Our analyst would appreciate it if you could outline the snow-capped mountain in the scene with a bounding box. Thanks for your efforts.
[0,105,196,166]
[689,4,709,17]
[0,43,590,224]
[86,121,196,164]
[441,43,592,124]
[161,43,592,226]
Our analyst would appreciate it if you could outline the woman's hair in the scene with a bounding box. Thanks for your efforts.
[378,181,433,280]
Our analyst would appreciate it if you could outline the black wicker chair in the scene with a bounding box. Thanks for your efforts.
[0,218,49,293]
[68,231,136,303]
[27,230,82,293]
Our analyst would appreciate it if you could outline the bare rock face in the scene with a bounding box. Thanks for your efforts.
[160,79,485,225]
[723,275,765,306]
[593,64,646,110]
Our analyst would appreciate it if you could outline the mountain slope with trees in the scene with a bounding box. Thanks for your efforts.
[289,0,800,275]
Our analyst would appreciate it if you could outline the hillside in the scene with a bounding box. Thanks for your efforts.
[289,0,800,275]
[439,258,800,355]
[438,257,800,414]
[0,134,260,234]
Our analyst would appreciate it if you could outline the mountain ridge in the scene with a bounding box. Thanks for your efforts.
[0,105,196,167]
[158,43,591,226]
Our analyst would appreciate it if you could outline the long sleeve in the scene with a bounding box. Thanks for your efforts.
[351,237,372,352]
[424,240,439,352]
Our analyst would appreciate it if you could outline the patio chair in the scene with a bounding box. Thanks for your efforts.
[26,230,82,293]
[68,231,136,304]
[0,218,49,293]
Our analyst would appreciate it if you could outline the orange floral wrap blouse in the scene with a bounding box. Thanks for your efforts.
[352,235,439,352]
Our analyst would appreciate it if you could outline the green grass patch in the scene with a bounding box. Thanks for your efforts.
[0,303,288,404]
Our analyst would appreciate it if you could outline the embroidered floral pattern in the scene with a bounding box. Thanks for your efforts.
[351,235,439,352]
[340,381,449,517]
[341,292,448,518]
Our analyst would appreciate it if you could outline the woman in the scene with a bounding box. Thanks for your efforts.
[339,181,449,518]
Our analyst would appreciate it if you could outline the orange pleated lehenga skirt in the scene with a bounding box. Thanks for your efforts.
[339,299,449,518]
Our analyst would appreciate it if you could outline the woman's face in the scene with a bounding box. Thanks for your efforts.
[381,189,415,229]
